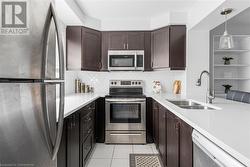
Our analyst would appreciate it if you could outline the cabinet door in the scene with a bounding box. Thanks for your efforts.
[146,97,153,143]
[82,27,101,71]
[108,32,127,50]
[101,32,109,71]
[152,100,159,148]
[67,113,80,167]
[95,98,105,143]
[152,27,169,69]
[158,105,167,167]
[66,26,82,70]
[166,111,179,167]
[144,32,152,71]
[179,119,193,167]
[127,32,145,50]
[169,25,186,70]
[57,120,67,167]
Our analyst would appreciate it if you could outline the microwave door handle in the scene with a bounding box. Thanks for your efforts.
[135,52,137,70]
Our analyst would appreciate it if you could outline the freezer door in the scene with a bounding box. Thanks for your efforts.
[0,82,64,167]
[0,0,64,80]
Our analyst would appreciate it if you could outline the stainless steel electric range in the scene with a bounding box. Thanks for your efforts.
[105,80,146,144]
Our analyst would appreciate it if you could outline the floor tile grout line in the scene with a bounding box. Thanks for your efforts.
[110,145,115,167]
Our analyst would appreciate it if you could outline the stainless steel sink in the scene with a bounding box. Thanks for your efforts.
[168,100,200,106]
[167,99,216,110]
[180,105,215,110]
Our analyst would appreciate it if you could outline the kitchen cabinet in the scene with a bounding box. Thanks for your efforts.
[66,26,101,71]
[101,31,152,71]
[67,112,80,167]
[151,100,193,167]
[80,102,95,166]
[158,104,167,167]
[95,97,105,143]
[57,120,67,167]
[166,111,179,167]
[179,119,193,167]
[146,97,153,143]
[152,100,159,148]
[152,25,186,70]
[57,101,96,167]
[106,31,145,50]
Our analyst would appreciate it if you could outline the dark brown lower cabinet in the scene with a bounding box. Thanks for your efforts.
[146,97,153,143]
[152,100,159,148]
[158,105,167,166]
[95,97,105,143]
[179,119,193,167]
[57,101,96,167]
[151,100,193,167]
[67,112,80,167]
[57,120,67,167]
[166,111,179,167]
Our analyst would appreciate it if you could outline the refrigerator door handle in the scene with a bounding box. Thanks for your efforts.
[52,82,65,160]
[41,82,65,160]
[41,3,65,160]
[42,3,65,81]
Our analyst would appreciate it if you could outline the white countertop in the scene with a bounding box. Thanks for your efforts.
[62,93,104,118]
[62,92,250,166]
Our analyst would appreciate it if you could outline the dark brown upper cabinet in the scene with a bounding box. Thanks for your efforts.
[66,26,101,71]
[152,25,186,70]
[101,31,152,71]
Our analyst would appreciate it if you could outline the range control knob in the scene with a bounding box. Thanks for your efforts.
[111,82,113,85]
[114,82,117,85]
[135,82,138,85]
[132,82,134,85]
[138,82,141,85]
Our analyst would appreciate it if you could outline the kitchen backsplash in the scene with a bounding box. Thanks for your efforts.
[65,69,186,95]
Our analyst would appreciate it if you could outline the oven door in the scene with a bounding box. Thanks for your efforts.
[105,98,146,131]
[108,51,136,71]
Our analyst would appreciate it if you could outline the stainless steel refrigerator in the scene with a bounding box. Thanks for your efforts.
[0,0,65,166]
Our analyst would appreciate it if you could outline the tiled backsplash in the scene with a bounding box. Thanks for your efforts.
[65,69,186,95]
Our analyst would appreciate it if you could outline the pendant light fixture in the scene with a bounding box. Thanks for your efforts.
[219,8,234,50]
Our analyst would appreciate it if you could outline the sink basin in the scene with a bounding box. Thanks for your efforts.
[180,105,215,110]
[168,100,200,106]
[167,99,217,110]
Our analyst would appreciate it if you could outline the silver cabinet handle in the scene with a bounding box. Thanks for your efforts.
[123,43,126,49]
[41,3,65,160]
[126,43,128,49]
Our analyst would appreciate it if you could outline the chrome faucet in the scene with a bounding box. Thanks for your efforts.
[196,70,215,104]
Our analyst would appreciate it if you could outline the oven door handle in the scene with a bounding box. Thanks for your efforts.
[110,133,143,136]
[105,99,146,103]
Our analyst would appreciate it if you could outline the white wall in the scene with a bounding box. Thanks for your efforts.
[186,30,210,102]
[65,70,186,96]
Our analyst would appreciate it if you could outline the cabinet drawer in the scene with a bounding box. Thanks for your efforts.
[81,102,95,117]
[82,133,94,161]
[81,111,94,141]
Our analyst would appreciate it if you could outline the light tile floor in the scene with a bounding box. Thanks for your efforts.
[86,143,158,167]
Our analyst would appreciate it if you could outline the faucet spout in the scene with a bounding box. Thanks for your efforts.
[196,70,215,103]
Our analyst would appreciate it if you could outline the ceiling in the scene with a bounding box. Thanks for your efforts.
[75,0,204,20]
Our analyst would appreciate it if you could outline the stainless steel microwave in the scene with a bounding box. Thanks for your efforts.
[108,50,144,71]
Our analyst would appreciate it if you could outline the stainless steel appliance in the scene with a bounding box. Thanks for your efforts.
[105,80,146,144]
[192,130,246,167]
[108,50,144,71]
[0,1,65,167]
